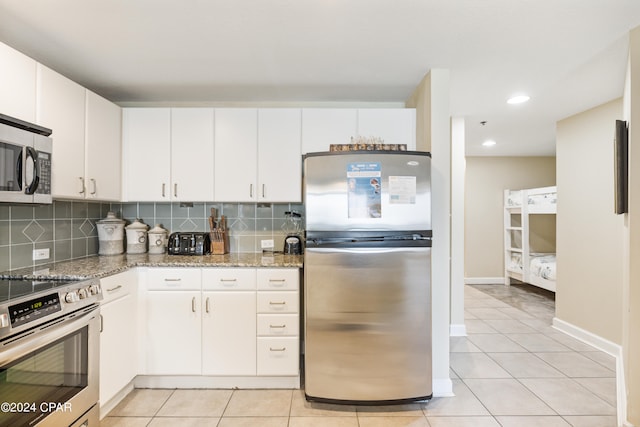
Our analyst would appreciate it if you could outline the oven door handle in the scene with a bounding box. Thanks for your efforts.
[0,306,99,365]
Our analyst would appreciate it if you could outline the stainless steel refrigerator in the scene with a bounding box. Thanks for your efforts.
[303,151,432,405]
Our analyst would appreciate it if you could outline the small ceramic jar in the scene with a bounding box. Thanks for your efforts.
[96,212,125,255]
[125,219,149,254]
[148,224,168,254]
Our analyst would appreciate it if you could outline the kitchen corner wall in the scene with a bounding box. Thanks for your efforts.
[1,200,303,272]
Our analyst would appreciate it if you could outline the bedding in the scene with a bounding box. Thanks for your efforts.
[529,254,556,281]
[506,190,557,207]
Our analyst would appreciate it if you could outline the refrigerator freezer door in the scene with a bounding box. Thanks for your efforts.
[304,246,432,403]
[304,152,431,232]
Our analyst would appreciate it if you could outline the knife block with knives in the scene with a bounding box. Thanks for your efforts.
[209,209,230,254]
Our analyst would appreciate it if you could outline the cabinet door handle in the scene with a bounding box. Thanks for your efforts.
[262,184,265,198]
[192,297,196,313]
[162,183,166,198]
[206,297,210,313]
[90,178,97,195]
[249,184,253,198]
[100,314,104,333]
[78,177,85,194]
[268,279,286,286]
[174,183,178,198]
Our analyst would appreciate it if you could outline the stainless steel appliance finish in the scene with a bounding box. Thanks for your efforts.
[0,114,53,205]
[0,278,102,426]
[303,151,432,404]
[304,151,431,232]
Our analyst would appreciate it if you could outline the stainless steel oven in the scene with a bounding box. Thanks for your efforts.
[0,278,102,427]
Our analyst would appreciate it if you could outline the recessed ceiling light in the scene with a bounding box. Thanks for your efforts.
[482,140,497,147]
[507,95,530,104]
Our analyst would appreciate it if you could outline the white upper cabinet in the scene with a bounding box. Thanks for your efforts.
[123,108,171,201]
[36,64,87,199]
[357,108,416,150]
[257,109,301,202]
[85,91,122,201]
[0,42,37,123]
[301,109,357,154]
[214,108,258,202]
[123,108,214,202]
[301,108,417,153]
[37,65,122,200]
[170,108,214,201]
[214,108,302,202]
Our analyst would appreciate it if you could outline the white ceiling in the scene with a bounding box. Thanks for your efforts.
[1,0,640,156]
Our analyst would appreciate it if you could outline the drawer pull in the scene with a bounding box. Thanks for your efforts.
[269,324,286,329]
[270,347,286,352]
[268,279,286,286]
[269,301,286,305]
[106,285,123,293]
[164,278,182,282]
[220,279,237,283]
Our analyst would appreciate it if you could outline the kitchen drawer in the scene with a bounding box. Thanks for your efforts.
[257,268,299,290]
[257,314,299,336]
[147,268,201,290]
[257,292,299,314]
[202,268,256,291]
[257,337,299,376]
[100,270,137,304]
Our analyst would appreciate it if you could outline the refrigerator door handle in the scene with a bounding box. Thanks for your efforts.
[305,246,429,255]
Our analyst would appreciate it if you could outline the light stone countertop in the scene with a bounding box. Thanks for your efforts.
[0,253,304,281]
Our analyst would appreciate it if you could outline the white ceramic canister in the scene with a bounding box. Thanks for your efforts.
[125,219,149,254]
[147,224,168,254]
[96,212,125,255]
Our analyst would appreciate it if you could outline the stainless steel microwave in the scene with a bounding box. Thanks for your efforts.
[0,114,52,204]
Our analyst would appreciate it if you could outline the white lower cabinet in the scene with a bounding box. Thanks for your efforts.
[256,268,300,376]
[99,270,138,414]
[202,291,256,375]
[145,290,202,375]
[142,267,299,383]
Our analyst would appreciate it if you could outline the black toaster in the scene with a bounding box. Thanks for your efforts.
[167,232,211,255]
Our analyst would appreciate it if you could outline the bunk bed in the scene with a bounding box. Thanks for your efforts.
[504,186,557,292]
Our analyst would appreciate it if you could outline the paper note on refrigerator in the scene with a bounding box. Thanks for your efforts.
[347,162,382,218]
[389,176,416,204]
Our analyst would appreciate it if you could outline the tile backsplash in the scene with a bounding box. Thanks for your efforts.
[0,200,304,272]
[0,200,303,271]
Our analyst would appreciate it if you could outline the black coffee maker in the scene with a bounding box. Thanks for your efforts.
[283,211,303,255]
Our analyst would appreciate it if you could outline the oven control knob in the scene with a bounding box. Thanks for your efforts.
[77,288,88,299]
[0,313,9,329]
[65,292,79,303]
[88,284,101,296]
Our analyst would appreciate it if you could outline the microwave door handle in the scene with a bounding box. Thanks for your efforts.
[24,146,40,195]
[16,149,23,190]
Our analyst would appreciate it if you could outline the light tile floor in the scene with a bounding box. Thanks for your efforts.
[101,283,618,427]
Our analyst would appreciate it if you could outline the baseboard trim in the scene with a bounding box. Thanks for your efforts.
[450,324,467,337]
[432,377,454,397]
[552,317,628,427]
[464,277,504,285]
